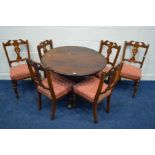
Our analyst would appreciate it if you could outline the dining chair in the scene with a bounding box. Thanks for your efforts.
[37,39,71,82]
[37,40,53,60]
[26,59,74,120]
[73,62,123,123]
[120,41,149,97]
[2,39,31,98]
[96,40,121,77]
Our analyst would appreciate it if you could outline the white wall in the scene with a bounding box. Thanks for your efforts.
[0,26,155,80]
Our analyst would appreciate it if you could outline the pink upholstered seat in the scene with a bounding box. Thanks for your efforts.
[73,76,111,103]
[96,66,112,77]
[121,63,141,80]
[37,76,74,100]
[10,64,31,80]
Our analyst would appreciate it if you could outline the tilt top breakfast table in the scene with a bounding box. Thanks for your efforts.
[41,46,106,77]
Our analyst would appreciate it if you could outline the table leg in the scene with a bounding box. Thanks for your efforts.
[68,92,76,109]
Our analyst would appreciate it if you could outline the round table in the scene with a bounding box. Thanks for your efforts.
[41,46,106,77]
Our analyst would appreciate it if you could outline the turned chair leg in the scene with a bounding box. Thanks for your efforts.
[106,95,111,113]
[51,101,57,120]
[133,80,139,97]
[12,80,19,99]
[92,103,98,123]
[37,92,42,110]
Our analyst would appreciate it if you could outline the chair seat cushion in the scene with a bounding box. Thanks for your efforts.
[96,66,112,78]
[37,75,74,100]
[10,64,31,80]
[120,63,141,80]
[73,76,111,103]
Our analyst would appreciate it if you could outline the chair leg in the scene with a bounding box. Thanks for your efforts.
[37,92,42,110]
[106,95,111,113]
[11,80,19,99]
[92,103,98,123]
[51,101,57,120]
[133,80,139,97]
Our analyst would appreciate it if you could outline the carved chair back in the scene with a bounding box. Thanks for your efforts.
[94,62,123,103]
[122,41,149,68]
[26,59,56,100]
[2,39,30,67]
[37,40,53,60]
[99,40,121,67]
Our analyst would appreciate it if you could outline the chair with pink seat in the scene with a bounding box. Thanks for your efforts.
[26,59,74,120]
[120,41,149,97]
[2,39,31,98]
[96,40,121,78]
[73,63,123,123]
[37,40,53,60]
[37,39,62,79]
